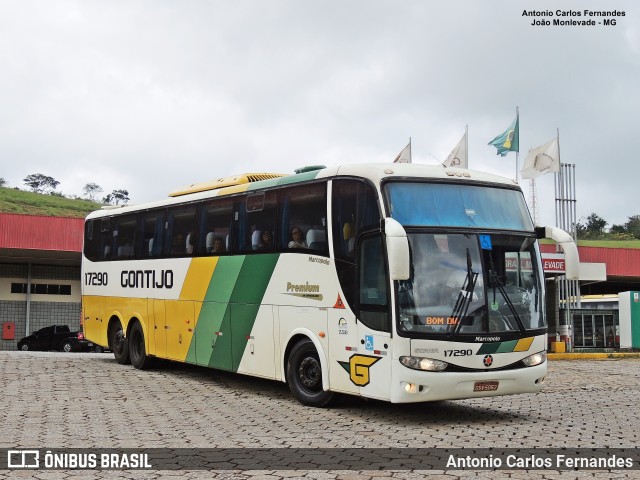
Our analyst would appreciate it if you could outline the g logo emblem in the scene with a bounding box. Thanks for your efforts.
[338,355,381,387]
[483,354,494,368]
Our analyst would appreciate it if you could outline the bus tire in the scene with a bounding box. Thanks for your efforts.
[286,339,334,407]
[109,320,130,365]
[129,321,154,370]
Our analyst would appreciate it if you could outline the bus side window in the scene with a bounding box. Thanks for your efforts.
[100,218,112,260]
[140,211,164,257]
[332,179,382,310]
[331,179,381,261]
[165,206,196,256]
[199,199,233,255]
[83,220,99,261]
[279,182,327,255]
[357,234,390,332]
[114,215,136,259]
[241,191,277,254]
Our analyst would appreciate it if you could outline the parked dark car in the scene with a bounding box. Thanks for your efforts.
[17,325,93,352]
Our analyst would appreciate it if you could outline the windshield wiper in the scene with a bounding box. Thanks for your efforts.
[448,249,478,337]
[488,256,527,335]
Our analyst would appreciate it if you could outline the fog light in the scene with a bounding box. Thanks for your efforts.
[402,382,426,393]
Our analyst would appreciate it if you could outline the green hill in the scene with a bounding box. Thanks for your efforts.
[0,187,102,218]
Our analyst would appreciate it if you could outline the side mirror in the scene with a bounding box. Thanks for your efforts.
[536,226,580,280]
[384,218,410,280]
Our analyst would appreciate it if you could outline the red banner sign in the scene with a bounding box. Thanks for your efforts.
[541,253,566,273]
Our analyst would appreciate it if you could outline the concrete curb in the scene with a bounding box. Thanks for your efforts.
[548,352,640,360]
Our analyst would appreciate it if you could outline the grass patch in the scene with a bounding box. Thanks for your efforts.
[0,187,101,218]
[577,239,640,249]
[539,237,640,249]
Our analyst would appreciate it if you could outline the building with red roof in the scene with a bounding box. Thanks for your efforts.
[0,213,83,351]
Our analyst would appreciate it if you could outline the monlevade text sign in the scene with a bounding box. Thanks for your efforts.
[2,448,640,471]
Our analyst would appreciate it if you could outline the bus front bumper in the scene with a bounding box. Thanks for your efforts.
[390,361,547,403]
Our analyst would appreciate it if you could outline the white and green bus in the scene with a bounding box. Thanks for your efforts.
[82,163,578,406]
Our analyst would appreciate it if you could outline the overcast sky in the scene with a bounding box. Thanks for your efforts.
[0,0,637,228]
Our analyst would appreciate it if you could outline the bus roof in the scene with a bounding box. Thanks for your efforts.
[86,163,519,220]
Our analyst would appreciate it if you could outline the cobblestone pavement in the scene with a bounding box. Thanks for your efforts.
[1,351,639,479]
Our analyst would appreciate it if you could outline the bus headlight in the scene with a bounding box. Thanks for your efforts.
[522,351,547,367]
[400,356,448,372]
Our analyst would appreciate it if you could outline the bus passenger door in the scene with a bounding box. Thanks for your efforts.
[356,234,393,402]
[152,299,166,358]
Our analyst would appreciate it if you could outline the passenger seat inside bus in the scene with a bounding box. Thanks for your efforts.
[251,230,261,250]
[306,229,327,251]
[205,232,214,253]
[185,233,194,254]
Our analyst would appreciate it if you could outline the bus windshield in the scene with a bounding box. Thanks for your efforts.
[385,182,533,230]
[397,233,544,337]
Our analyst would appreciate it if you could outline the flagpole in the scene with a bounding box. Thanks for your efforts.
[465,125,468,168]
[515,107,519,183]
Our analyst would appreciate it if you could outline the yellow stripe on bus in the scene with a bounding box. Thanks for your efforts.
[513,337,534,352]
[180,257,219,320]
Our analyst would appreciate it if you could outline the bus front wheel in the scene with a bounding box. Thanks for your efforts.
[129,321,154,370]
[286,339,334,407]
[109,320,130,365]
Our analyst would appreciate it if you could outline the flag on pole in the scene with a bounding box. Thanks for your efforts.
[443,130,468,168]
[520,137,559,179]
[488,116,519,156]
[393,141,411,163]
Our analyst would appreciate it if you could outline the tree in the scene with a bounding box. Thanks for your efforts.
[0,178,6,188]
[103,189,130,205]
[23,173,60,194]
[576,213,607,239]
[83,183,103,201]
[625,215,640,239]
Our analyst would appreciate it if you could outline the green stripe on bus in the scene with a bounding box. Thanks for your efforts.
[187,254,281,370]
[186,256,246,366]
[229,254,280,304]
[227,255,280,370]
[245,170,320,191]
[476,342,500,355]
[246,178,282,190]
[205,256,246,303]
[275,170,320,185]
[495,340,518,353]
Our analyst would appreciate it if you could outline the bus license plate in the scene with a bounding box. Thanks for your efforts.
[474,381,499,392]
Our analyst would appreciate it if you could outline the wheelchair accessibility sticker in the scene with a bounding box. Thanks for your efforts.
[364,335,374,351]
[480,235,492,250]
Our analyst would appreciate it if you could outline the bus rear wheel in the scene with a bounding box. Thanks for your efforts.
[129,321,154,370]
[109,320,130,365]
[286,339,334,407]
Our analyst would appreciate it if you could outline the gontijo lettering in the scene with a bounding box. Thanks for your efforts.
[120,270,174,289]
